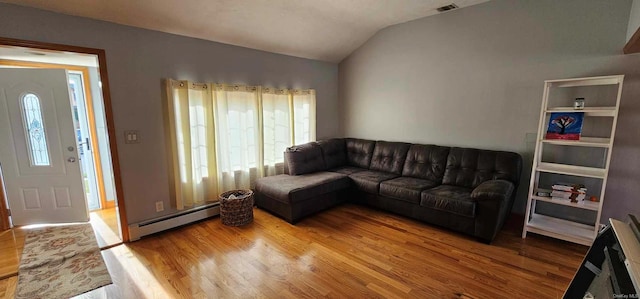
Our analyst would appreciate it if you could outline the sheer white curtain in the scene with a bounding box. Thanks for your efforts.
[165,80,316,209]
[261,88,291,176]
[213,84,261,190]
[165,80,218,210]
[292,89,316,145]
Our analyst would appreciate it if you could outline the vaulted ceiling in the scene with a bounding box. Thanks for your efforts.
[1,0,489,62]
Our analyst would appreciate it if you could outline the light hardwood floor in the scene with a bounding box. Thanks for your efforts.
[90,207,122,248]
[0,204,586,298]
[0,229,24,280]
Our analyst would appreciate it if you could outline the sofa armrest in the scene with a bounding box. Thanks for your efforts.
[470,180,514,202]
[471,180,516,243]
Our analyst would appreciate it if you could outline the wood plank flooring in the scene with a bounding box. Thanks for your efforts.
[0,204,587,298]
[90,207,122,248]
[0,229,24,280]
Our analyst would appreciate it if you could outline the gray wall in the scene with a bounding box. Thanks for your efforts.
[628,0,640,42]
[0,3,339,224]
[339,0,640,222]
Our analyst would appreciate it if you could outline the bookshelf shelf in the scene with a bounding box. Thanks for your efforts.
[536,162,606,178]
[525,214,596,246]
[545,107,616,117]
[547,75,622,87]
[531,195,600,211]
[523,75,624,246]
[540,137,610,148]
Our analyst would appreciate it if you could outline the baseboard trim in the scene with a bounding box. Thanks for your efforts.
[128,203,220,241]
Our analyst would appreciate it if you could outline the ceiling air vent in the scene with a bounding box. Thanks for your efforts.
[437,4,459,12]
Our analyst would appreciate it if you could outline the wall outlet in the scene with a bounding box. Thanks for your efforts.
[155,201,164,212]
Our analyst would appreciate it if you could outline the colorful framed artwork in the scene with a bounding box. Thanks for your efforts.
[545,112,584,140]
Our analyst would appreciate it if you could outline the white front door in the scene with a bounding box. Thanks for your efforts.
[0,68,88,225]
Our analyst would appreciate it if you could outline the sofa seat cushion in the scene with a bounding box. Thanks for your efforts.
[255,172,350,204]
[348,170,399,194]
[329,166,368,175]
[379,177,440,204]
[420,185,475,217]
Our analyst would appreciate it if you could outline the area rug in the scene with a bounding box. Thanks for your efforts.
[15,223,112,299]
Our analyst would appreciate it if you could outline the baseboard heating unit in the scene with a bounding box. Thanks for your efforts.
[128,203,220,241]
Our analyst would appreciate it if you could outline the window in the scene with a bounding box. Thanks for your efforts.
[165,80,316,209]
[292,89,316,145]
[262,89,292,176]
[22,93,51,166]
[214,86,261,191]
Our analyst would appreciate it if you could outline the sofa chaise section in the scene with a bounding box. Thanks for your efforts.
[255,141,350,223]
[254,172,350,224]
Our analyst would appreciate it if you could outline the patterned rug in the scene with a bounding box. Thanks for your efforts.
[16,223,112,299]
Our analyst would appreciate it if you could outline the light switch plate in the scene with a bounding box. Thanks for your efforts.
[124,130,140,144]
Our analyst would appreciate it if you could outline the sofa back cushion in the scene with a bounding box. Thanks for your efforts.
[443,147,522,188]
[346,138,375,168]
[402,144,450,181]
[284,142,326,175]
[369,141,411,174]
[317,138,347,169]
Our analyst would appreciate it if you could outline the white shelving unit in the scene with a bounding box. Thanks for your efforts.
[522,75,624,246]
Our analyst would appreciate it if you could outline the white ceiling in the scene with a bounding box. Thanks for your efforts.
[1,0,489,63]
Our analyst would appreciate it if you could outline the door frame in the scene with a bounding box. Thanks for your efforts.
[0,59,113,211]
[0,37,129,241]
[0,166,8,231]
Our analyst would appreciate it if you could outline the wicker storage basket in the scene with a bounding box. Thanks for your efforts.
[219,189,254,226]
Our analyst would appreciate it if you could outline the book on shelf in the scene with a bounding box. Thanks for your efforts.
[551,183,586,192]
[550,190,586,198]
[549,182,587,202]
[535,188,552,197]
[545,112,584,140]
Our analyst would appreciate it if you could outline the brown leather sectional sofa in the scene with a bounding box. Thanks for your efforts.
[254,138,522,243]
